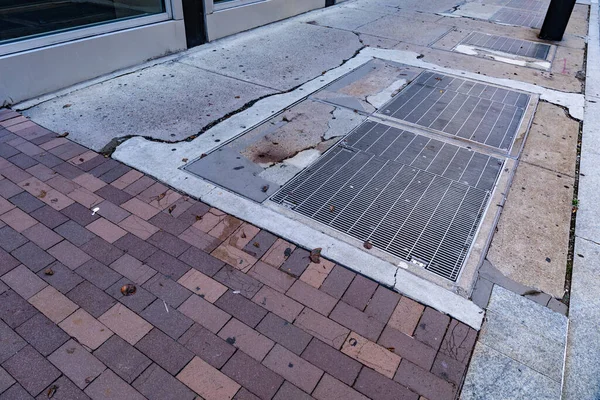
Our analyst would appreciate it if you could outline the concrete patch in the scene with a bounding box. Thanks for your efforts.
[487,162,573,298]
[312,58,421,113]
[180,21,363,92]
[563,238,600,399]
[23,62,277,150]
[521,102,580,177]
[462,342,561,400]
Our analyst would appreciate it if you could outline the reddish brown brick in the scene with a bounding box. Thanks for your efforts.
[253,286,303,323]
[438,319,478,365]
[179,226,221,253]
[147,231,191,257]
[135,328,194,375]
[394,359,456,400]
[140,299,193,340]
[286,279,337,316]
[145,250,190,280]
[431,351,467,386]
[148,212,190,236]
[242,230,277,259]
[256,312,312,355]
[234,388,261,400]
[248,261,295,293]
[94,335,151,383]
[279,248,310,278]
[413,308,450,351]
[3,345,61,396]
[263,344,323,394]
[178,323,236,368]
[143,273,192,307]
[84,369,145,400]
[133,363,196,400]
[273,381,312,400]
[377,325,437,370]
[214,264,263,298]
[355,368,419,400]
[320,265,355,299]
[388,296,425,337]
[341,275,378,311]
[261,238,295,268]
[329,301,384,342]
[294,308,349,349]
[221,350,283,400]
[218,318,274,362]
[299,259,334,289]
[215,290,268,328]
[301,338,361,386]
[178,294,230,334]
[364,285,401,324]
[114,233,158,261]
[79,236,124,266]
[178,246,225,277]
[341,332,400,379]
[313,374,369,400]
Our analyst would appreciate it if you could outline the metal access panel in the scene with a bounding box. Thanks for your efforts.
[379,71,530,152]
[462,32,551,60]
[490,8,545,28]
[272,121,503,281]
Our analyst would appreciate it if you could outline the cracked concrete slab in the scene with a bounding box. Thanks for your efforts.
[180,21,363,92]
[521,102,580,177]
[355,14,453,45]
[487,162,573,298]
[297,6,388,31]
[22,62,277,151]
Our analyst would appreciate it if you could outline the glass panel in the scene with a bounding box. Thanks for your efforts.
[0,0,165,44]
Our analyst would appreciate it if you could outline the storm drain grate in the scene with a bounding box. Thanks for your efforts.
[490,7,545,28]
[380,71,530,152]
[505,0,549,12]
[462,32,551,60]
[272,121,503,281]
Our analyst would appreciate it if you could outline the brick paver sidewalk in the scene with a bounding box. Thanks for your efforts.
[0,108,476,400]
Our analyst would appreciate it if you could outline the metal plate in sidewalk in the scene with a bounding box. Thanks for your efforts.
[462,32,551,60]
[272,121,503,281]
[379,72,530,152]
[490,8,545,28]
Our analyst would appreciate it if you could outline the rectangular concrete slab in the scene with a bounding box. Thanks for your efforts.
[24,62,277,150]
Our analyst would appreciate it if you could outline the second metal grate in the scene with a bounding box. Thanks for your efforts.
[272,121,503,281]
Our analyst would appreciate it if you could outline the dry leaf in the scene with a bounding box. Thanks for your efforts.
[38,190,47,199]
[241,231,247,239]
[63,104,72,108]
[253,242,260,248]
[363,240,373,250]
[284,248,292,258]
[200,153,207,159]
[44,268,54,276]
[329,205,335,212]
[261,185,269,193]
[120,284,136,296]
[386,347,395,352]
[182,158,189,162]
[195,215,203,221]
[168,205,176,214]
[310,248,322,263]
[47,385,58,398]
[157,192,166,201]
[57,132,69,138]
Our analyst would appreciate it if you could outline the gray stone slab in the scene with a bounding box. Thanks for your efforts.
[480,310,565,382]
[563,238,600,399]
[470,277,493,309]
[487,285,568,345]
[24,62,277,150]
[182,21,362,92]
[462,342,561,400]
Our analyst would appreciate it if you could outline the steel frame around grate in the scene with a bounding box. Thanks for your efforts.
[272,121,503,281]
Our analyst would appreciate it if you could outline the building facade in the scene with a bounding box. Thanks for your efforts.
[0,0,339,105]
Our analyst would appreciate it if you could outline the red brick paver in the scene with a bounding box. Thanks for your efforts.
[0,109,477,400]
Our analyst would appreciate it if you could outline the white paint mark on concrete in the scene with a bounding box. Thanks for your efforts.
[366,78,407,108]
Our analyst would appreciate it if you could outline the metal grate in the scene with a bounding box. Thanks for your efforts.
[272,121,503,281]
[490,8,545,28]
[462,32,551,60]
[380,72,530,152]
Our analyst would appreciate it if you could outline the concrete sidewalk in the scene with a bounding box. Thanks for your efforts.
[4,0,598,398]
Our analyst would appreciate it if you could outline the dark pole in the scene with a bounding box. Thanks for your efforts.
[539,0,577,41]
